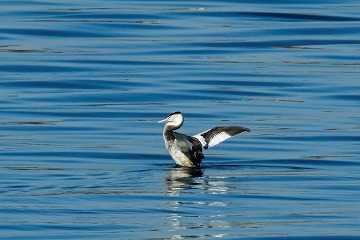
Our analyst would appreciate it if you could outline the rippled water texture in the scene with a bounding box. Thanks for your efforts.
[1,0,359,239]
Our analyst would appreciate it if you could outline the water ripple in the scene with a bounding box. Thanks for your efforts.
[0,0,359,239]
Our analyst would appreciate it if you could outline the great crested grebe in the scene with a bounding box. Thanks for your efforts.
[158,111,250,167]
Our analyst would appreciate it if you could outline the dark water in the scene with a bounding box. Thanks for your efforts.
[1,0,359,239]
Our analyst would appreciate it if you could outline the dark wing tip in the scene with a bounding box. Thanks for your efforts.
[225,126,251,136]
[244,127,251,132]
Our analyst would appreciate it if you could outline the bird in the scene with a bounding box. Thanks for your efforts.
[158,111,250,168]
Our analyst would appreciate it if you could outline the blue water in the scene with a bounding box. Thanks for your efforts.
[1,0,359,239]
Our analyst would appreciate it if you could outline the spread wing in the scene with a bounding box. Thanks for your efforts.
[193,126,250,149]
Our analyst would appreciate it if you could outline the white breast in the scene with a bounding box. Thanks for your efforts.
[167,143,194,167]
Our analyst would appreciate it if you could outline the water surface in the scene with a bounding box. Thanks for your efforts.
[1,0,359,239]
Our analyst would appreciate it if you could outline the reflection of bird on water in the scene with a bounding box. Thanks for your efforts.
[166,167,203,196]
[159,111,250,168]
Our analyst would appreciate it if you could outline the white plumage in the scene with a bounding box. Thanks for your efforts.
[193,129,232,149]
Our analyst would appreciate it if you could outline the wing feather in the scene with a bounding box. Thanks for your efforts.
[193,126,250,149]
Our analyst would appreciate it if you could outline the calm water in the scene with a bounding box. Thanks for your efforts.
[1,0,360,239]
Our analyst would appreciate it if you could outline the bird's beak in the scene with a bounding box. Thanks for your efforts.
[158,118,168,123]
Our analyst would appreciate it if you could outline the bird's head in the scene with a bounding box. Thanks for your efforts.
[158,111,184,130]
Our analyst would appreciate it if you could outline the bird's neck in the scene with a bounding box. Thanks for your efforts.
[164,120,183,131]
[162,125,175,144]
[162,122,182,141]
[163,124,177,134]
